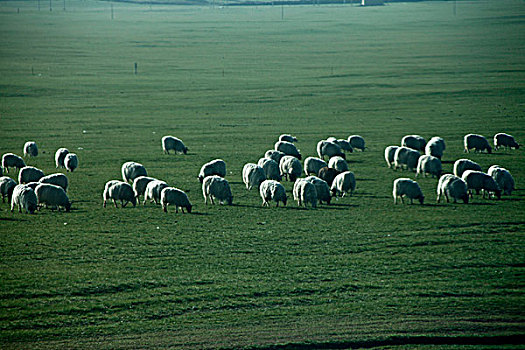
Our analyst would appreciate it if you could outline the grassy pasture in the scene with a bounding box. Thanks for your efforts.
[1,0,524,348]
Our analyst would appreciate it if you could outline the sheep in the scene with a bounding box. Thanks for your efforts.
[416,155,442,178]
[39,173,68,192]
[488,166,515,195]
[202,175,233,205]
[34,183,72,212]
[393,147,420,172]
[160,187,192,213]
[436,174,469,204]
[348,135,365,151]
[0,176,16,203]
[293,178,317,208]
[453,159,482,178]
[264,150,285,164]
[328,156,349,173]
[259,180,287,207]
[23,141,38,157]
[279,155,302,182]
[132,176,157,204]
[2,153,26,173]
[122,161,147,183]
[55,148,69,168]
[279,134,298,143]
[335,139,354,153]
[461,170,501,199]
[393,178,424,204]
[198,159,226,183]
[242,163,266,190]
[144,180,168,205]
[18,166,45,184]
[304,157,327,176]
[317,140,345,160]
[384,146,399,168]
[25,182,40,190]
[102,180,122,207]
[104,181,137,208]
[330,171,356,197]
[494,133,519,150]
[425,136,445,159]
[305,176,331,205]
[317,167,339,187]
[10,184,38,214]
[464,134,492,153]
[64,153,78,172]
[162,135,188,154]
[257,158,282,181]
[401,135,426,151]
[274,141,301,160]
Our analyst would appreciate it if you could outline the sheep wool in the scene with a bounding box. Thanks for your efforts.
[257,158,282,181]
[132,176,157,203]
[18,166,45,184]
[105,181,137,208]
[348,135,365,151]
[55,148,70,168]
[453,159,482,178]
[328,156,349,173]
[304,157,327,176]
[279,134,298,143]
[305,176,331,205]
[401,135,426,151]
[394,147,420,172]
[0,176,17,203]
[264,150,285,164]
[274,141,301,160]
[162,136,188,155]
[39,173,69,192]
[416,155,442,178]
[393,178,424,204]
[493,133,519,150]
[35,183,72,212]
[198,159,226,183]
[461,170,501,199]
[144,180,168,205]
[2,153,26,173]
[11,184,38,214]
[23,141,38,157]
[202,175,233,205]
[436,174,468,204]
[331,171,356,197]
[242,163,266,190]
[384,146,399,168]
[279,155,302,182]
[317,140,345,160]
[64,153,79,172]
[464,134,492,154]
[488,166,515,195]
[161,187,192,213]
[259,180,287,207]
[425,136,445,159]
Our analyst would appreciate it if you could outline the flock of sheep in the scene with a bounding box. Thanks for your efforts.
[0,132,519,214]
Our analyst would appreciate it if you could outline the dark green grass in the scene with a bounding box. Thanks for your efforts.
[0,0,524,348]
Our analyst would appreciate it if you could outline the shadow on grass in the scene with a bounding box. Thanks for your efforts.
[0,217,26,221]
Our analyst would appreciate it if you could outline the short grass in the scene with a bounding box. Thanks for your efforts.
[0,0,524,348]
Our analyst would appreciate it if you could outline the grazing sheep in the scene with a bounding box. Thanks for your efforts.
[132,176,157,204]
[202,175,233,205]
[64,153,78,172]
[305,176,331,205]
[425,136,445,159]
[279,134,298,143]
[317,166,340,187]
[279,155,302,182]
[104,181,137,208]
[144,180,168,205]
[23,141,38,157]
[436,174,468,204]
[293,178,317,208]
[416,155,442,178]
[242,163,266,190]
[461,170,501,199]
[102,180,122,207]
[453,159,482,178]
[257,158,282,181]
[384,146,399,168]
[0,176,16,203]
[464,134,492,153]
[335,139,354,153]
[161,187,192,213]
[259,180,287,207]
[25,182,40,190]
[2,153,26,173]
[494,133,519,150]
[328,156,349,173]
[348,135,365,151]
[39,173,68,192]
[394,147,420,172]
[275,141,302,160]
[488,166,515,195]
[330,171,356,197]
[122,161,147,183]
[162,136,188,154]
[10,184,38,214]
[401,135,426,151]
[393,178,424,204]
[198,159,226,183]
[317,140,345,160]
[18,166,45,184]
[264,150,285,164]
[55,148,69,168]
[35,183,72,212]
[304,157,327,176]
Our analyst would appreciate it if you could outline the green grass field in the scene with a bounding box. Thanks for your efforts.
[1,0,524,348]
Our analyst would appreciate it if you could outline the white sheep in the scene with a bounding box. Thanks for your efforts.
[317,167,340,187]
[35,183,72,212]
[202,175,233,205]
[279,134,298,143]
[279,155,302,182]
[242,163,266,190]
[64,153,78,172]
[18,166,45,184]
[162,135,188,154]
[305,176,331,205]
[55,148,69,168]
[264,150,285,164]
[464,134,492,153]
[393,178,424,204]
[0,176,17,203]
[259,180,287,207]
[122,161,147,183]
[453,158,482,178]
[416,155,442,178]
[132,176,157,203]
[39,173,68,192]
[384,146,399,168]
[274,140,302,160]
[293,178,317,208]
[104,181,137,208]
[436,174,469,204]
[25,182,40,190]
[257,158,282,181]
[425,136,445,159]
[198,159,226,183]
[144,180,168,205]
[488,166,514,195]
[2,153,26,173]
[304,157,327,176]
[401,135,426,151]
[393,147,420,172]
[348,135,365,151]
[493,133,519,150]
[461,170,501,199]
[102,180,122,207]
[11,184,38,214]
[23,141,38,157]
[317,140,345,160]
[335,139,354,153]
[328,156,349,173]
[161,187,192,213]
[330,171,356,197]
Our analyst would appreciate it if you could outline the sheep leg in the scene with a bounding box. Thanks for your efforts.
[163,205,168,213]
[210,196,215,205]
[122,201,128,208]
[113,199,118,208]
[103,200,107,208]
[175,206,179,213]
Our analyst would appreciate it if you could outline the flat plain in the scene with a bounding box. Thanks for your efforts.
[0,0,524,348]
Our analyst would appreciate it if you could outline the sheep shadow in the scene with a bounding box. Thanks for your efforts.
[0,217,26,221]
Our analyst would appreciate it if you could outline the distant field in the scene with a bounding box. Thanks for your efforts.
[1,0,524,348]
